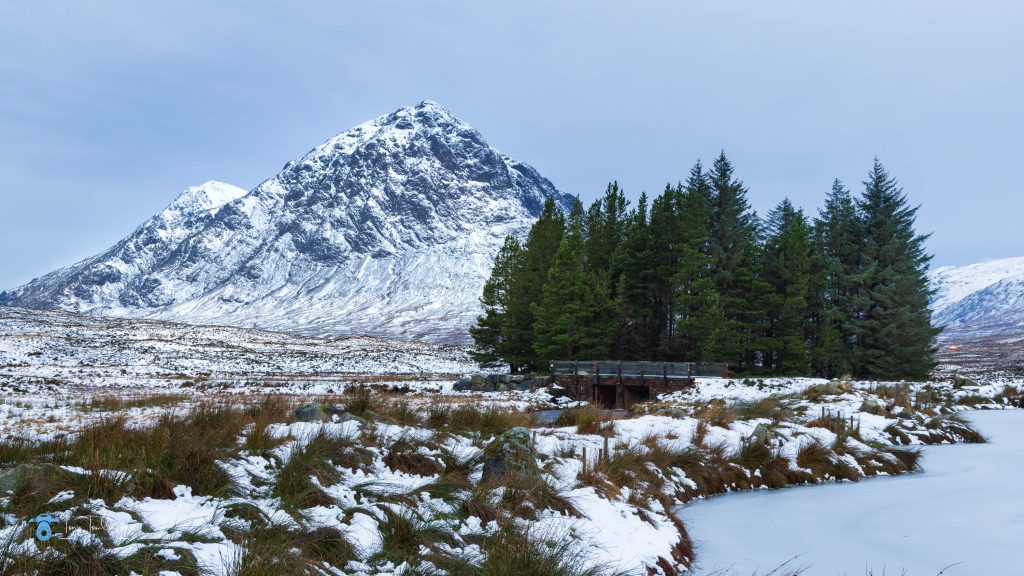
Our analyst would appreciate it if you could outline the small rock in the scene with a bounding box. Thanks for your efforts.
[748,423,773,445]
[859,398,889,417]
[295,403,336,422]
[655,407,688,419]
[512,379,533,392]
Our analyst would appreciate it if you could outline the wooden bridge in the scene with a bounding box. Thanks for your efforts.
[550,360,729,409]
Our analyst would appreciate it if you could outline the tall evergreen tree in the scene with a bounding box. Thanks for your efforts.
[503,198,565,371]
[672,161,717,360]
[648,188,681,357]
[761,199,812,374]
[706,151,764,367]
[851,160,939,379]
[469,236,524,369]
[532,204,616,364]
[613,193,656,358]
[583,182,629,291]
[810,179,859,377]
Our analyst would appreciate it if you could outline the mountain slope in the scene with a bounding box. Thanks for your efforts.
[0,101,573,342]
[929,256,1024,339]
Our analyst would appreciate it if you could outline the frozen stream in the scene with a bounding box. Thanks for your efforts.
[677,410,1024,575]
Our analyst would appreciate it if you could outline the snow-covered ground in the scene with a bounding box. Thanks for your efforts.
[1,306,1020,574]
[0,306,477,391]
[679,409,1024,575]
[0,368,1015,575]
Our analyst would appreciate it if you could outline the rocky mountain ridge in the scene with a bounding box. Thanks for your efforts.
[0,101,573,342]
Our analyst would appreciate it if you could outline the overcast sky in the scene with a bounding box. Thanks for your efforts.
[2,1,1021,288]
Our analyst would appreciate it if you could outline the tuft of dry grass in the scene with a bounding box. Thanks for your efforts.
[272,431,372,511]
[226,522,356,576]
[732,397,792,422]
[925,413,987,444]
[993,385,1023,407]
[553,405,618,436]
[432,524,629,576]
[76,393,189,413]
[693,400,736,428]
[382,434,444,476]
[372,509,456,568]
[426,403,533,437]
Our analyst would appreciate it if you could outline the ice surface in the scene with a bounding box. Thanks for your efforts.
[678,410,1024,575]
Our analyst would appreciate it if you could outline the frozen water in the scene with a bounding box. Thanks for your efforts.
[678,410,1024,575]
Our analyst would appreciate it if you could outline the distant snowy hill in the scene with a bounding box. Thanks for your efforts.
[0,101,572,342]
[929,256,1024,340]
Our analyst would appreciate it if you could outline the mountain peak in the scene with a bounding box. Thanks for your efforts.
[163,181,247,220]
[1,102,570,343]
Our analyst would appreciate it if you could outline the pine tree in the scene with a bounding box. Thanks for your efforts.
[810,179,859,377]
[706,151,764,367]
[671,161,717,360]
[613,193,656,358]
[503,198,564,371]
[851,160,939,379]
[693,287,730,362]
[648,187,680,357]
[532,205,616,364]
[583,182,629,291]
[470,236,524,369]
[761,199,812,374]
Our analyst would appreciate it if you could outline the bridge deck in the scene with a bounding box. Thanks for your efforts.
[550,360,729,409]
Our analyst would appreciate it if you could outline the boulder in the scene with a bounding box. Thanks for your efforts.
[452,378,473,392]
[485,374,510,391]
[481,427,538,482]
[889,405,912,419]
[295,403,337,422]
[512,379,533,392]
[953,377,979,389]
[0,463,63,493]
[859,398,889,417]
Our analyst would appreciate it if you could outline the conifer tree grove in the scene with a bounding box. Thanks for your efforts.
[532,201,616,363]
[470,156,937,379]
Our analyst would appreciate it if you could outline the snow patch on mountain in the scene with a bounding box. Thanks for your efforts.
[929,256,1024,339]
[0,101,572,342]
[164,180,248,219]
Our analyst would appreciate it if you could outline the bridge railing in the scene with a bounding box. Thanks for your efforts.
[550,360,728,379]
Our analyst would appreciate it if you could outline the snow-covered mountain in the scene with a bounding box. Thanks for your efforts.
[929,256,1024,340]
[0,101,572,342]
